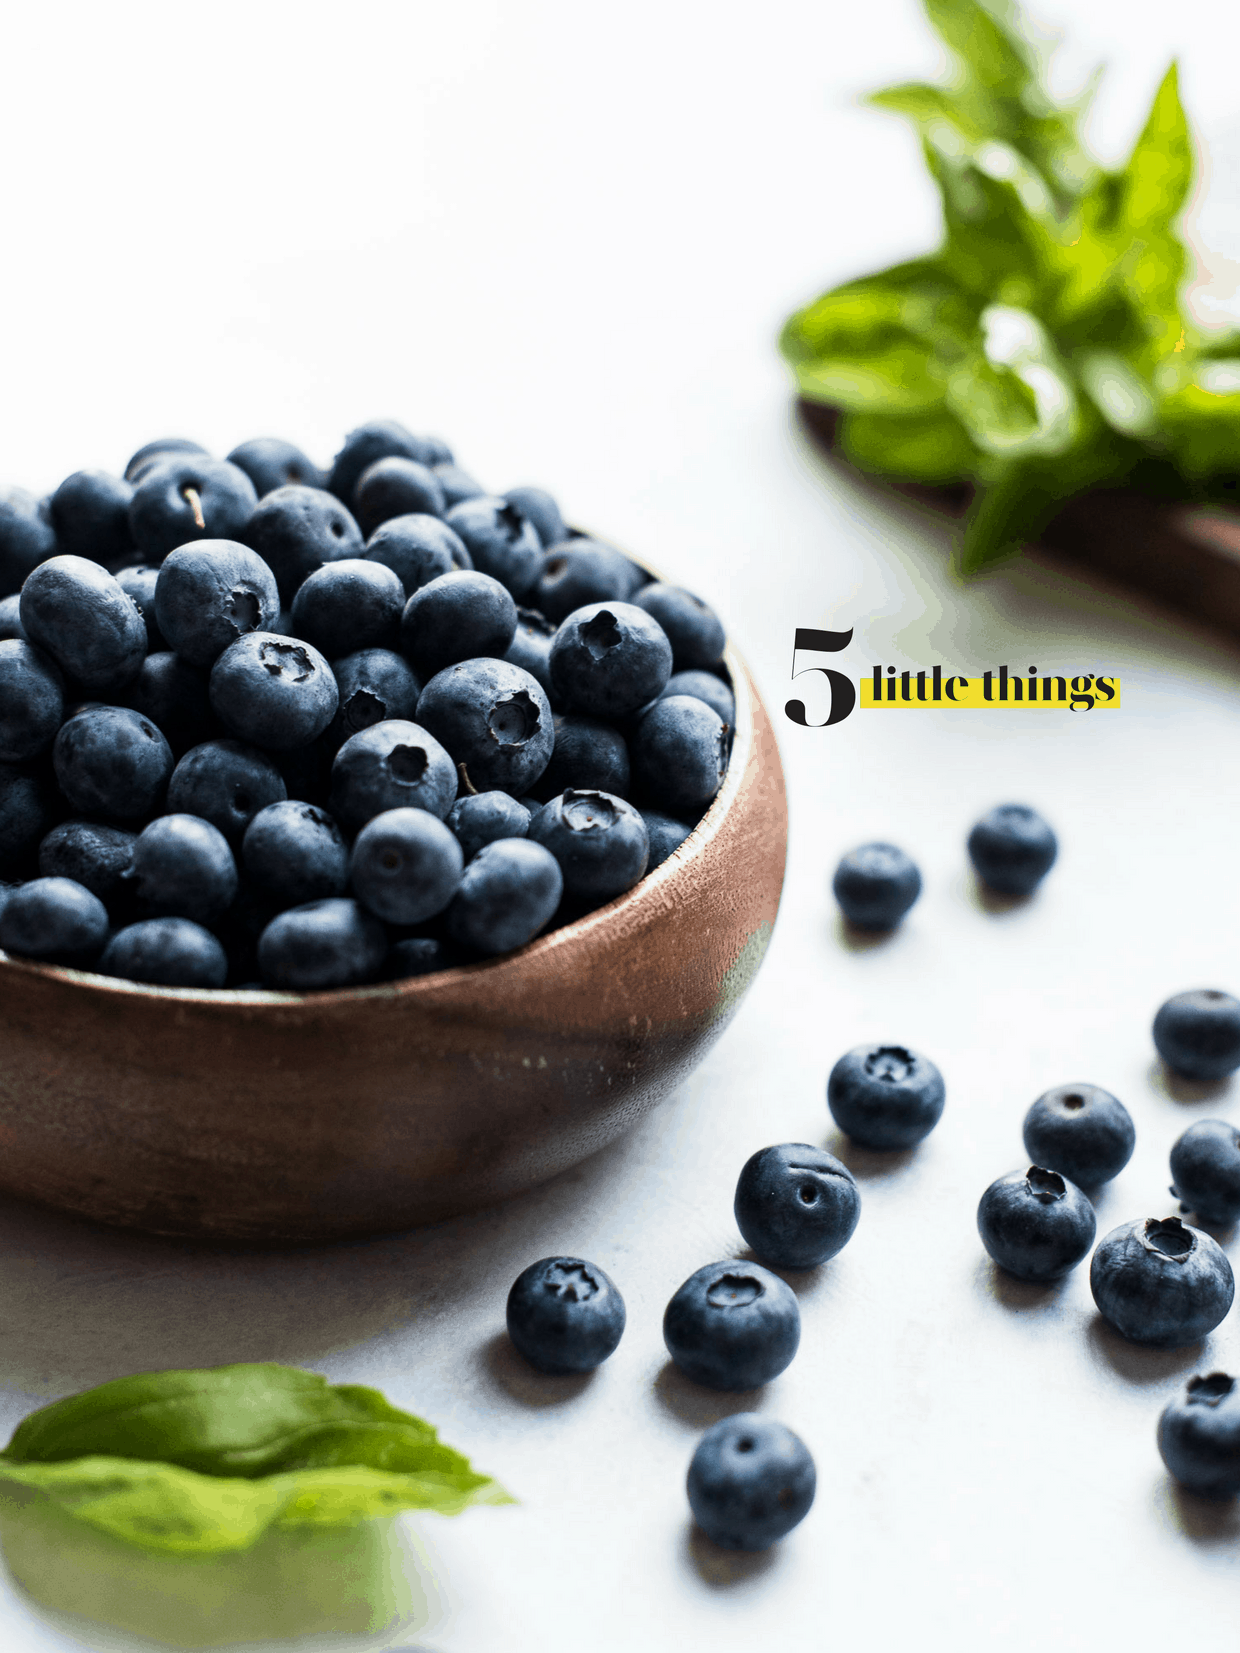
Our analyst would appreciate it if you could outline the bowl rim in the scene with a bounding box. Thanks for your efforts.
[0,639,760,1011]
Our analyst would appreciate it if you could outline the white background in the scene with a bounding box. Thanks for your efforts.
[2,0,1240,1647]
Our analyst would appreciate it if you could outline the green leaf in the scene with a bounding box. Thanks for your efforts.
[839,408,978,483]
[923,0,1034,98]
[1122,63,1191,232]
[0,1364,510,1556]
[1159,361,1240,481]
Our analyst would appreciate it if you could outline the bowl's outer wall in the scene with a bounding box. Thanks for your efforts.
[0,657,787,1241]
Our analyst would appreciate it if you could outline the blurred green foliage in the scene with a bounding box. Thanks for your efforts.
[780,0,1240,574]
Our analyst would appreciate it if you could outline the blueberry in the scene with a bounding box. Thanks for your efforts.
[101,917,228,988]
[687,1415,815,1551]
[123,439,208,484]
[354,456,446,536]
[242,800,349,908]
[977,1167,1096,1282]
[243,485,363,605]
[226,437,324,498]
[257,897,387,990]
[967,803,1057,896]
[663,1261,800,1391]
[400,570,517,679]
[504,606,556,697]
[329,649,421,748]
[386,936,455,979]
[20,555,146,692]
[832,843,922,931]
[417,658,553,795]
[129,456,258,563]
[53,706,173,823]
[446,838,563,955]
[642,809,692,870]
[0,876,109,966]
[1090,1217,1234,1347]
[121,652,216,756]
[631,695,727,818]
[528,790,648,900]
[166,739,286,844]
[433,464,485,508]
[660,669,734,726]
[632,583,725,669]
[114,566,166,652]
[1158,1373,1240,1498]
[350,807,463,924]
[122,814,237,925]
[1153,989,1240,1081]
[48,470,134,567]
[0,594,27,641]
[329,719,457,832]
[0,640,64,762]
[0,762,55,873]
[39,821,135,904]
[1170,1121,1240,1227]
[364,513,471,596]
[447,790,531,860]
[1022,1083,1135,1188]
[534,541,644,624]
[530,714,630,803]
[550,602,672,719]
[506,1256,626,1375]
[154,540,280,667]
[827,1044,945,1150]
[733,1143,860,1271]
[503,487,567,550]
[0,487,57,596]
[288,557,404,658]
[209,633,339,751]
[328,420,440,504]
[444,498,543,600]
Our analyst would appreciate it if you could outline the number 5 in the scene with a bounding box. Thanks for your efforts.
[785,627,855,727]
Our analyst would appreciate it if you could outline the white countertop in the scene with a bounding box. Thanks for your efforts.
[1,0,1239,1647]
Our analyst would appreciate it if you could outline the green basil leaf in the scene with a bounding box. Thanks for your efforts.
[839,408,978,483]
[1159,362,1240,481]
[1076,350,1160,439]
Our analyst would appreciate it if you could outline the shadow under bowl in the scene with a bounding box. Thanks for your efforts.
[0,646,787,1242]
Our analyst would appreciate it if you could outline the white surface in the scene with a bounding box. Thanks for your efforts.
[2,1,1240,1647]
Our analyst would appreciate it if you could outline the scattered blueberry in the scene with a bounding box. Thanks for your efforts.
[354,456,446,536]
[734,1143,860,1270]
[632,583,725,669]
[39,821,135,905]
[328,719,457,832]
[101,917,228,988]
[328,649,421,748]
[631,695,726,818]
[166,739,287,845]
[123,438,208,484]
[53,706,173,823]
[550,602,672,719]
[642,809,692,870]
[364,513,472,598]
[1091,1216,1235,1347]
[967,803,1058,896]
[328,420,439,504]
[506,1256,627,1375]
[113,565,166,652]
[827,1043,945,1151]
[503,606,556,697]
[503,486,566,550]
[0,876,109,965]
[1022,1083,1135,1188]
[350,807,463,924]
[49,470,134,567]
[290,558,405,659]
[242,800,349,908]
[433,463,486,508]
[209,633,339,751]
[1170,1121,1240,1227]
[528,790,648,901]
[257,897,387,990]
[534,540,644,625]
[20,555,147,691]
[446,838,563,955]
[531,715,630,803]
[243,484,362,605]
[444,497,543,600]
[129,456,257,562]
[0,640,64,763]
[400,570,517,680]
[0,487,57,596]
[447,790,531,860]
[417,658,553,796]
[154,540,280,667]
[122,814,237,925]
[832,843,922,931]
[226,437,324,498]
[122,652,216,757]
[1153,990,1240,1081]
[664,1261,800,1391]
[0,594,27,641]
[1157,1372,1240,1498]
[687,1415,815,1551]
[977,1166,1096,1282]
[660,669,734,726]
[0,762,54,873]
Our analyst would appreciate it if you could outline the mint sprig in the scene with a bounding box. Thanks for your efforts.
[780,0,1240,574]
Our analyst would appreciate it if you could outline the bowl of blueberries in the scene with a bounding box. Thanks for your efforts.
[0,423,787,1242]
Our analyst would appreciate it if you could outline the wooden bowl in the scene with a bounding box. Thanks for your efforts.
[0,648,787,1242]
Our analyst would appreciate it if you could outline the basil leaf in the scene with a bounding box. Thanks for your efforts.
[839,409,978,484]
[1160,362,1240,481]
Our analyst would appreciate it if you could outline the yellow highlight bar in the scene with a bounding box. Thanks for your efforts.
[859,672,1120,710]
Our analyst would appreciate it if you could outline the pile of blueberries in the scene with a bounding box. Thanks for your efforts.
[0,422,735,989]
[500,808,1240,1551]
